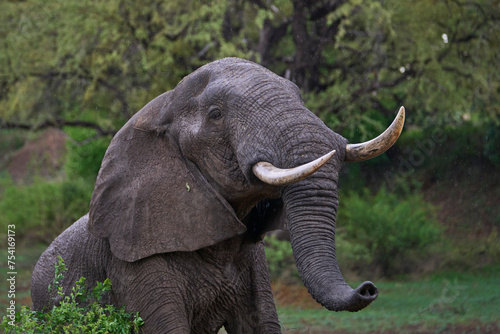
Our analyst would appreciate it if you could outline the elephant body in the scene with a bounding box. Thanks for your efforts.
[32,215,280,333]
[32,58,404,333]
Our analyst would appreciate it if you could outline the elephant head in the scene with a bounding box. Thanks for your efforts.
[88,58,404,312]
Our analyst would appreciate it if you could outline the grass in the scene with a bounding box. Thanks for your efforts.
[276,266,500,333]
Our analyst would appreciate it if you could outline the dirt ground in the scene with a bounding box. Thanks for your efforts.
[7,128,67,182]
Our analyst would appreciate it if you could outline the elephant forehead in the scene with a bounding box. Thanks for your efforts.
[172,58,302,110]
[209,57,273,77]
[205,76,302,109]
[206,59,299,93]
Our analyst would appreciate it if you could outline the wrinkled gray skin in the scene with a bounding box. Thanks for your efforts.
[32,58,378,333]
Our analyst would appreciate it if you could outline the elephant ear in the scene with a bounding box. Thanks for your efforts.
[88,91,246,262]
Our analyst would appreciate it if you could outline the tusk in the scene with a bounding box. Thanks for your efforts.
[345,106,405,162]
[252,150,336,186]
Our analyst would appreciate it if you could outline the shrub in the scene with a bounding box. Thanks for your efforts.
[337,187,442,277]
[0,177,93,244]
[64,127,111,181]
[264,188,442,281]
[1,257,144,333]
[264,236,301,284]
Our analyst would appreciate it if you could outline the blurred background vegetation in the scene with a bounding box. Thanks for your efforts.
[0,0,499,332]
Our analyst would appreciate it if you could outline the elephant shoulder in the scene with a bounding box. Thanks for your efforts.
[42,214,110,269]
[31,214,110,311]
[46,214,98,255]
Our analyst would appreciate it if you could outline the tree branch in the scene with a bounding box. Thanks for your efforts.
[21,70,131,120]
[96,78,131,119]
[247,0,267,10]
[310,0,349,21]
[353,68,416,97]
[1,119,117,137]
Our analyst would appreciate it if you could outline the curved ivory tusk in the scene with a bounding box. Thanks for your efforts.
[252,150,336,186]
[345,106,405,162]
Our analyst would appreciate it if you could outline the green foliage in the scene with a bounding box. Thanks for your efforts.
[1,257,143,333]
[335,233,373,270]
[264,189,444,279]
[0,131,26,156]
[337,188,442,276]
[395,121,500,179]
[264,236,301,284]
[444,228,500,271]
[0,0,251,130]
[64,126,111,180]
[0,177,92,243]
[49,256,68,295]
[1,0,498,139]
[483,123,500,166]
[483,229,500,262]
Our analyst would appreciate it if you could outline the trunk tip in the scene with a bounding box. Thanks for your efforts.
[348,281,378,312]
[357,281,378,298]
[319,281,379,312]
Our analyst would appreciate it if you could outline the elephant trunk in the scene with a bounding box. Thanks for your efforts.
[283,173,378,312]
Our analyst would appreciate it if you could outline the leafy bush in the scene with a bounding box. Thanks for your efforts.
[484,123,500,166]
[264,188,442,281]
[264,236,301,284]
[1,257,143,333]
[337,188,442,277]
[335,233,373,272]
[64,127,111,181]
[0,177,93,244]
[0,130,26,162]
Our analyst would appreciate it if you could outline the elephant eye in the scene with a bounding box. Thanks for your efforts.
[208,108,223,120]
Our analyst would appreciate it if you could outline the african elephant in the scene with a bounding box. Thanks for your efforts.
[31,57,405,333]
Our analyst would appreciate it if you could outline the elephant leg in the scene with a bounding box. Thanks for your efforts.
[107,255,192,334]
[224,242,281,334]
